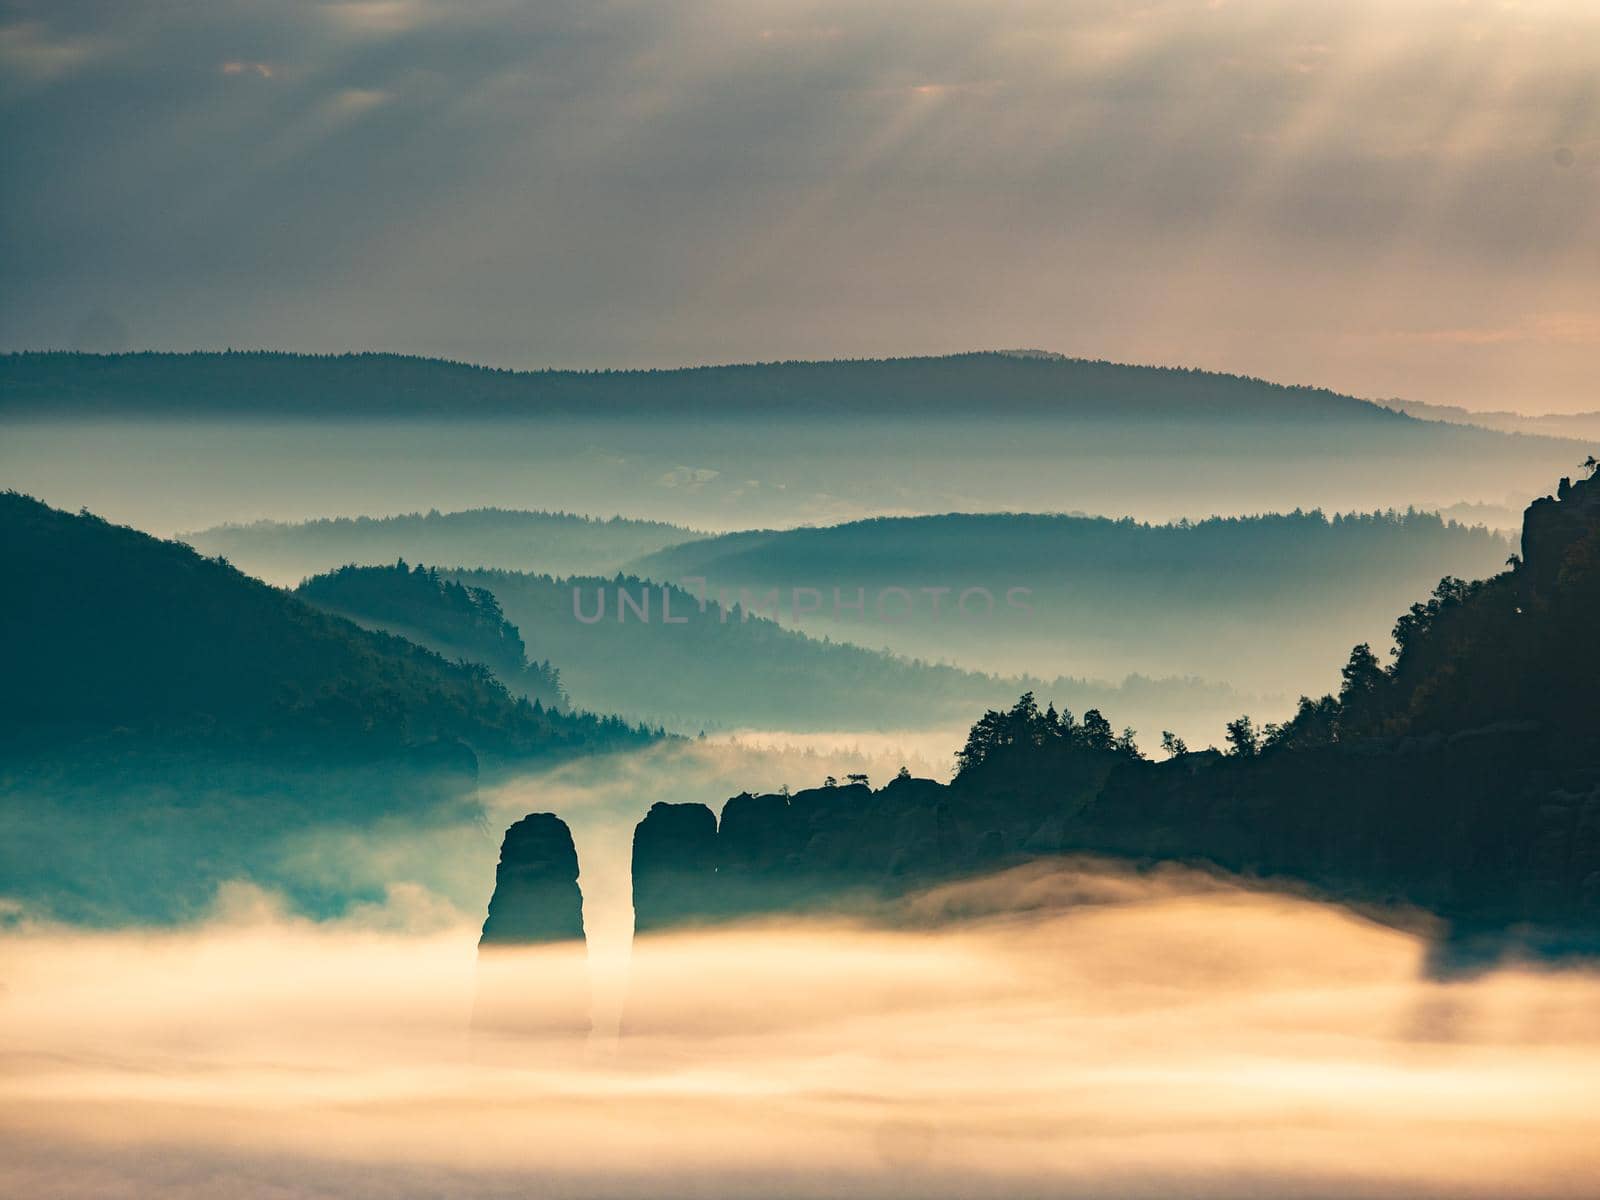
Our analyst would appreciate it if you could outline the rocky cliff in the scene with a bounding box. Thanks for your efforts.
[628,777,1009,932]
[1521,467,1600,602]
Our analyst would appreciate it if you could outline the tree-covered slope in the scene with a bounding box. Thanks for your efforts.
[5,353,1579,537]
[296,561,567,710]
[633,507,1509,585]
[627,508,1514,691]
[1243,469,1600,748]
[0,492,663,924]
[0,492,653,757]
[441,567,1243,736]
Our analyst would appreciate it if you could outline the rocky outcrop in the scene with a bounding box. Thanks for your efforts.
[1521,468,1600,601]
[479,812,585,947]
[475,812,589,1036]
[628,734,1600,963]
[631,801,719,933]
[628,778,983,933]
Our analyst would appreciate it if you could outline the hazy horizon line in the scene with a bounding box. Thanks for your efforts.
[0,343,1492,415]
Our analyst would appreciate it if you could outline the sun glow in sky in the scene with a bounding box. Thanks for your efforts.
[2,0,1597,409]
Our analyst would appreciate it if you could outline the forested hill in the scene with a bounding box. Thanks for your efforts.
[632,507,1510,582]
[626,507,1515,693]
[0,349,1542,427]
[297,561,567,710]
[0,492,656,758]
[428,567,1247,736]
[182,508,698,586]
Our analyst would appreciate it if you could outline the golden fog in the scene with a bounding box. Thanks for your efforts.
[3,858,1598,1198]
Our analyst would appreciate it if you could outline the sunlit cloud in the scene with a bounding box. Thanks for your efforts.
[329,86,390,116]
[323,0,434,36]
[0,20,100,85]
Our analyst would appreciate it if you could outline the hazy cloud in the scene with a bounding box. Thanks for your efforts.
[2,0,1598,408]
[4,858,1600,1198]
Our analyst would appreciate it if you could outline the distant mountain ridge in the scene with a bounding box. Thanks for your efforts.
[434,567,1244,737]
[0,349,1496,423]
[7,350,1582,538]
[183,507,699,586]
[630,507,1509,579]
[1384,398,1600,443]
[625,507,1515,692]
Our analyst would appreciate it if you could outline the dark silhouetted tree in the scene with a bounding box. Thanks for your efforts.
[1225,714,1260,757]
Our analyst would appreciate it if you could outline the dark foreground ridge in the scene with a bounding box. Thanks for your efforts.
[624,463,1600,962]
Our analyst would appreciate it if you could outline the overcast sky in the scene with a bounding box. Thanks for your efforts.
[2,0,1597,410]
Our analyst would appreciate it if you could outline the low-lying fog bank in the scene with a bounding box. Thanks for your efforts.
[5,736,1598,1196]
[3,855,1598,1199]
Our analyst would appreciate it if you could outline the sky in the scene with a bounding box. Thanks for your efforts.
[2,0,1597,411]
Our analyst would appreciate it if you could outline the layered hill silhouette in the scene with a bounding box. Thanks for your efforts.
[0,350,1522,419]
[628,508,1513,690]
[296,564,1244,737]
[1387,398,1600,443]
[183,508,698,587]
[241,504,1514,725]
[607,466,1600,956]
[4,352,1579,531]
[0,493,659,923]
[297,561,568,711]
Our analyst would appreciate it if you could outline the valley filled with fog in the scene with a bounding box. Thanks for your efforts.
[0,388,1559,749]
[6,790,1598,1200]
[1,407,1566,538]
[4,354,1597,1200]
